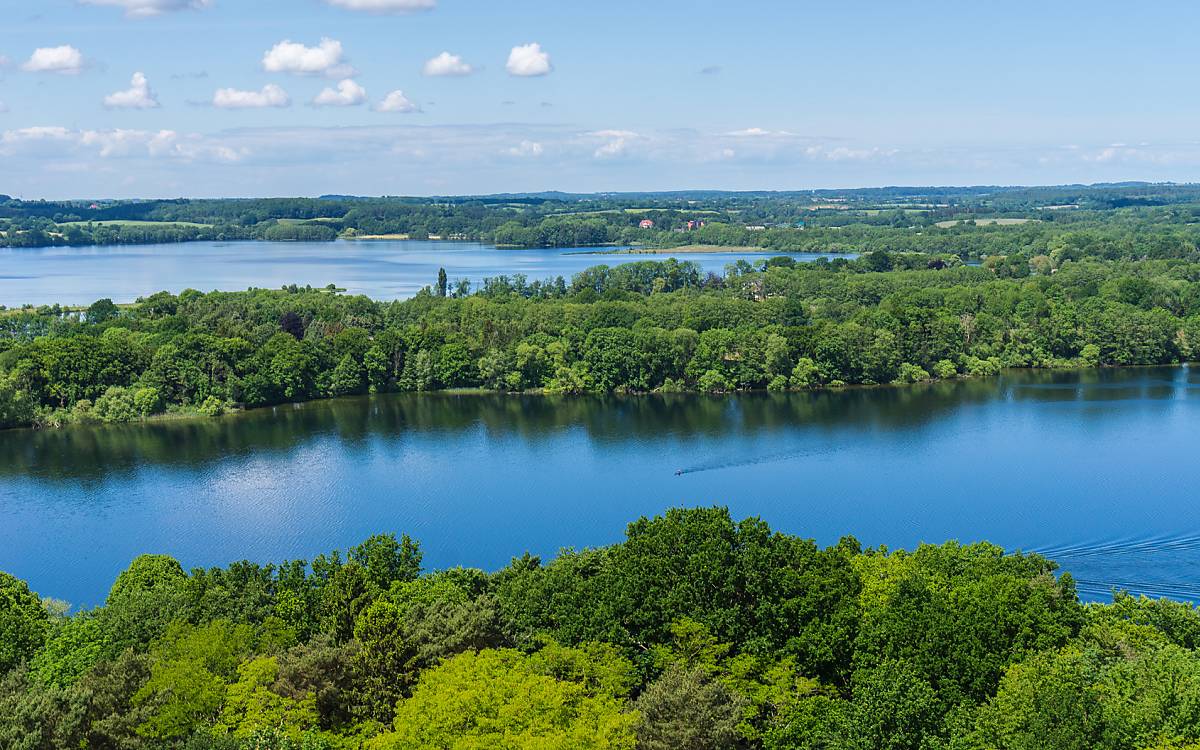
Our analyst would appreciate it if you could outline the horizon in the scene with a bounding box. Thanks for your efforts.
[8,180,1199,204]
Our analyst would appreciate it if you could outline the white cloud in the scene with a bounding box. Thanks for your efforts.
[375,90,419,113]
[314,79,367,107]
[21,46,85,74]
[80,0,211,17]
[594,138,628,159]
[213,84,290,109]
[586,129,639,159]
[588,129,638,139]
[506,43,552,77]
[324,0,435,11]
[0,126,75,149]
[104,72,160,109]
[0,126,242,162]
[79,128,179,157]
[0,102,8,114]
[262,38,354,77]
[726,127,798,138]
[505,140,543,157]
[823,147,868,160]
[423,52,473,77]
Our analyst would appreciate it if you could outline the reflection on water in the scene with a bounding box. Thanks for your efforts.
[1,366,1197,607]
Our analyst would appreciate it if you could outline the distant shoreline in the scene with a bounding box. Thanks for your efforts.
[585,244,780,255]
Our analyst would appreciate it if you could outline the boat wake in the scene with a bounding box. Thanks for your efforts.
[675,445,830,476]
[1030,533,1200,602]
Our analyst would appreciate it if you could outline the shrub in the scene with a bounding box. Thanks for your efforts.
[198,396,226,417]
[933,359,958,379]
[894,363,931,384]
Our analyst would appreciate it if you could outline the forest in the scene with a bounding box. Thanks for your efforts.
[6,183,1200,258]
[3,506,1200,749]
[2,248,1200,430]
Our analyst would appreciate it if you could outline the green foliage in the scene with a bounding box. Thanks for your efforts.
[6,510,1200,748]
[133,619,257,738]
[103,553,189,650]
[367,647,638,750]
[6,247,1200,430]
[966,621,1200,750]
[198,395,227,416]
[894,362,931,384]
[30,612,109,686]
[349,533,422,590]
[261,223,338,242]
[635,664,747,750]
[218,656,320,739]
[933,358,959,379]
[852,543,1083,717]
[496,508,861,685]
[86,298,120,323]
[0,571,50,674]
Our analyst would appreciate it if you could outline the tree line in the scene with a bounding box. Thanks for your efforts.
[3,506,1199,749]
[4,253,1200,429]
[5,186,1200,258]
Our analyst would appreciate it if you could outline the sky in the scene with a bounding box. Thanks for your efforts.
[0,0,1198,198]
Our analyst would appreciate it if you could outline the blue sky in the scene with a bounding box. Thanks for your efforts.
[0,0,1197,198]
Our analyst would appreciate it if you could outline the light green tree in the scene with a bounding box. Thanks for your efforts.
[367,647,637,750]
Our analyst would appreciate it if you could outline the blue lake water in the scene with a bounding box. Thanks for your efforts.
[1,366,1198,607]
[0,240,852,307]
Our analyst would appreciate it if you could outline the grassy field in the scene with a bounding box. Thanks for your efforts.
[275,217,344,225]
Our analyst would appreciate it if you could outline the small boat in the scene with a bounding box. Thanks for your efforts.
[675,469,684,476]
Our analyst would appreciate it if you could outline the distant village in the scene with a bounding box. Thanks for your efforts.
[637,218,804,233]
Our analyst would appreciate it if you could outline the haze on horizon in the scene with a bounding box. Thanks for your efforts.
[0,0,1196,199]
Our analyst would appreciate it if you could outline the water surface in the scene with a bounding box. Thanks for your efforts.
[0,240,851,307]
[2,366,1197,607]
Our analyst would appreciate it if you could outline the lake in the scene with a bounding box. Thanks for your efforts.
[2,366,1198,607]
[0,240,853,307]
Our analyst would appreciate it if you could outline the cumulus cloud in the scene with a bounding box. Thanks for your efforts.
[21,46,85,74]
[262,38,355,77]
[375,90,419,113]
[314,79,367,107]
[80,0,211,17]
[423,52,473,77]
[506,43,552,77]
[323,0,435,12]
[213,84,290,109]
[505,140,543,157]
[104,72,160,109]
